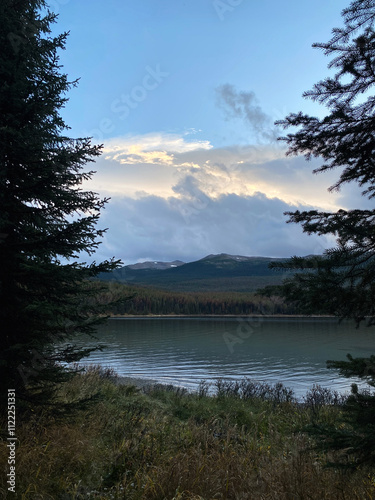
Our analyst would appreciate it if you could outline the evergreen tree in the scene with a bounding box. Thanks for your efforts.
[272,0,375,465]
[0,0,120,408]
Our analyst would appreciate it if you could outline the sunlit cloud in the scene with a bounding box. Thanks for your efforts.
[104,132,212,160]
[85,129,360,264]
[106,145,175,166]
[88,131,345,212]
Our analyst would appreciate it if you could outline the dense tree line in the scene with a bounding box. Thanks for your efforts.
[92,281,300,316]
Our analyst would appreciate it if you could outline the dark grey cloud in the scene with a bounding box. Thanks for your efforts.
[216,84,279,142]
[95,190,330,265]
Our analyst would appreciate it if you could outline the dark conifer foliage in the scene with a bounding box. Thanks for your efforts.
[0,0,120,408]
[273,0,375,325]
[271,0,375,465]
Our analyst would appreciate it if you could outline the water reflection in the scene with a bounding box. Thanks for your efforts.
[73,317,374,398]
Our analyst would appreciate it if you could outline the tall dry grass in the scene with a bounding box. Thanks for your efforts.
[1,367,374,499]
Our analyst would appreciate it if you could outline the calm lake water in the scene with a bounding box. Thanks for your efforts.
[75,317,374,398]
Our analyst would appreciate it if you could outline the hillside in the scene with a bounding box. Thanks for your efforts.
[98,253,292,292]
[127,260,185,270]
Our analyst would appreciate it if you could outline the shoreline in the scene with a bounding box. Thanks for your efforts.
[115,375,160,389]
[109,314,337,319]
[109,314,338,319]
[113,375,353,402]
[115,375,194,391]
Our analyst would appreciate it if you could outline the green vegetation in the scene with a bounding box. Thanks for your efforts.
[272,0,375,324]
[1,366,374,499]
[95,281,298,316]
[0,1,120,409]
[271,0,375,467]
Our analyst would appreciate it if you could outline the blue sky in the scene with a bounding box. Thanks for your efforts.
[49,0,364,265]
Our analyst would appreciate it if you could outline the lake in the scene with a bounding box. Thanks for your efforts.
[75,316,374,398]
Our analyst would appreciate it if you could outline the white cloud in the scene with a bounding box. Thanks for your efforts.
[104,131,212,161]
[85,130,365,264]
[89,132,344,211]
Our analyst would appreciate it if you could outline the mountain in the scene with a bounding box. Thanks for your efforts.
[98,253,292,292]
[127,260,185,270]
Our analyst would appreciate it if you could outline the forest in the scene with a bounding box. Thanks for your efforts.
[93,281,299,316]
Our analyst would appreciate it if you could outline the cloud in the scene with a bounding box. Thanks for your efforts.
[216,84,280,142]
[84,130,365,264]
[104,132,213,165]
[88,132,342,211]
[96,190,332,265]
[87,132,212,198]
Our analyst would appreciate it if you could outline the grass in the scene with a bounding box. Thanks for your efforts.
[1,367,375,499]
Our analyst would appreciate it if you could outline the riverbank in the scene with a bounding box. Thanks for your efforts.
[110,313,337,318]
[115,374,159,389]
[2,366,374,499]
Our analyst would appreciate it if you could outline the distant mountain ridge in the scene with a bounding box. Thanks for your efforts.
[98,253,292,292]
[127,260,185,270]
